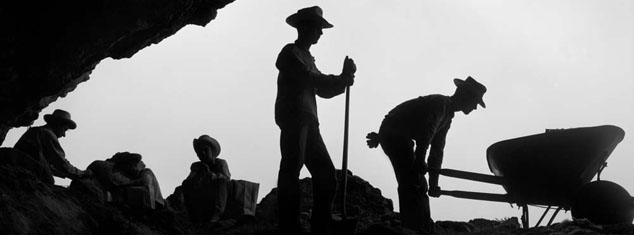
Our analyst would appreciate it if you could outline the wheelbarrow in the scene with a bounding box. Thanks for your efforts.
[431,125,634,227]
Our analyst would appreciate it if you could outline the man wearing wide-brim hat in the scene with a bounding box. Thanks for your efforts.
[14,109,89,183]
[274,5,357,235]
[365,76,487,233]
[182,135,231,224]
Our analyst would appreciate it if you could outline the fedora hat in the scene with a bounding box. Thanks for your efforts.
[286,6,333,29]
[454,76,487,108]
[44,109,77,129]
[193,135,221,157]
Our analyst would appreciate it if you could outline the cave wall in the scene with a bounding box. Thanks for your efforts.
[0,0,235,144]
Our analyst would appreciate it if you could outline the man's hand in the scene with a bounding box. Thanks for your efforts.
[341,56,356,86]
[192,163,211,173]
[366,132,380,148]
[211,173,229,182]
[428,185,441,198]
[342,56,356,75]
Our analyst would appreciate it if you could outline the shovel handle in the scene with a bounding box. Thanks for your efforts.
[341,86,350,219]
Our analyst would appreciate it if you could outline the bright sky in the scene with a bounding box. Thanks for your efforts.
[3,0,633,225]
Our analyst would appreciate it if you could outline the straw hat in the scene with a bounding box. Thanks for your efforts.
[286,6,333,29]
[44,109,77,129]
[454,76,487,108]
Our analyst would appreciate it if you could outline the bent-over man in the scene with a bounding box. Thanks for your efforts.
[366,77,487,233]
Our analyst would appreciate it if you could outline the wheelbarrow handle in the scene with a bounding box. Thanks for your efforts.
[440,190,513,203]
[432,168,508,186]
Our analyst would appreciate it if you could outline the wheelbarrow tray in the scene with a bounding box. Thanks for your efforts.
[486,125,625,208]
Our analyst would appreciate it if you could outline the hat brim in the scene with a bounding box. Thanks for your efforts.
[454,78,486,109]
[193,138,221,157]
[478,100,486,109]
[286,14,333,29]
[44,114,77,129]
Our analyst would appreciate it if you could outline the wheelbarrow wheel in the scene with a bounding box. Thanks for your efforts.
[571,180,634,225]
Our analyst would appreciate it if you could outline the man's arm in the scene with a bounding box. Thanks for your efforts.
[217,159,231,180]
[412,103,444,175]
[41,131,84,180]
[316,56,356,98]
[427,119,451,197]
[276,45,352,97]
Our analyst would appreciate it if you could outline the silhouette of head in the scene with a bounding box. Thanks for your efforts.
[193,135,221,164]
[287,6,333,45]
[43,109,76,138]
[452,77,487,115]
[111,152,144,176]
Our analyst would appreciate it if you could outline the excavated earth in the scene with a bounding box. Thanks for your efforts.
[1,162,632,235]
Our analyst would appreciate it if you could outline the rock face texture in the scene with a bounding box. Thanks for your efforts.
[0,0,234,144]
[0,158,196,235]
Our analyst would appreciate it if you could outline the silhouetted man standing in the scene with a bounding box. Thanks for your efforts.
[275,6,356,235]
[366,77,487,233]
[14,109,88,184]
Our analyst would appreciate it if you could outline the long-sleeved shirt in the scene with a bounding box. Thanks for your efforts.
[274,42,349,127]
[14,126,83,180]
[380,95,455,171]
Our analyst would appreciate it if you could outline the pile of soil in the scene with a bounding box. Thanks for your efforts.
[1,155,632,235]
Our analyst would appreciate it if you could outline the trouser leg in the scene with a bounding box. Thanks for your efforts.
[212,179,228,220]
[304,126,337,232]
[183,184,210,224]
[277,125,308,232]
[381,134,430,232]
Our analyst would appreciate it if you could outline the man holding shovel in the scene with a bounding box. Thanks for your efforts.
[274,6,356,235]
[366,77,487,233]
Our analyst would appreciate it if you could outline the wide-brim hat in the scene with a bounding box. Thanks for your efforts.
[193,135,221,157]
[286,6,333,29]
[110,152,142,167]
[454,76,487,108]
[43,109,77,129]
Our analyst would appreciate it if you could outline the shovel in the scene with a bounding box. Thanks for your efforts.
[335,86,359,235]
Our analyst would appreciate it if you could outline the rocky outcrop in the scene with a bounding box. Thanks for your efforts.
[0,0,234,144]
[2,157,634,234]
[0,164,197,235]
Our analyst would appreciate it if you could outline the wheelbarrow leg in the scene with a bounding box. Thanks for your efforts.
[535,205,552,227]
[521,205,530,228]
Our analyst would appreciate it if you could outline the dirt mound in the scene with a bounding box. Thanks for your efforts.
[2,159,632,235]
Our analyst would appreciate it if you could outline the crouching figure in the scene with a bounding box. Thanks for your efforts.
[182,135,231,224]
[90,152,165,210]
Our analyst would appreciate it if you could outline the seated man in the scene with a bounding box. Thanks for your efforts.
[108,152,165,210]
[13,109,89,184]
[182,135,230,224]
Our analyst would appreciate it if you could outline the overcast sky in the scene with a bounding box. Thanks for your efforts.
[3,0,633,224]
